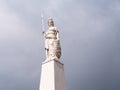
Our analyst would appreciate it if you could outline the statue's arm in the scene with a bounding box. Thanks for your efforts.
[42,31,46,37]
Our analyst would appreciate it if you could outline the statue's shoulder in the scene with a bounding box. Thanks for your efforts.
[49,26,57,30]
[48,27,59,32]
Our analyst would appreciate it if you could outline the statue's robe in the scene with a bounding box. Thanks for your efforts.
[45,27,61,60]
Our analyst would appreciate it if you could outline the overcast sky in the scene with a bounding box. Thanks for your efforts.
[0,0,120,90]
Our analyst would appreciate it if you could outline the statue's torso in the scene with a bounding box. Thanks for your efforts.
[44,26,61,60]
[45,27,58,39]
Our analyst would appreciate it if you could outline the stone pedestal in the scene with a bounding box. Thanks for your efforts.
[39,59,66,90]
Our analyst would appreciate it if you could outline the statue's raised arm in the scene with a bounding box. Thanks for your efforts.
[44,18,61,61]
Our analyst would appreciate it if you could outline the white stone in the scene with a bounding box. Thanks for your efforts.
[39,60,66,90]
[43,19,61,61]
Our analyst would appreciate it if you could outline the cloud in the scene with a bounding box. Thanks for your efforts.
[0,1,41,90]
[0,0,120,90]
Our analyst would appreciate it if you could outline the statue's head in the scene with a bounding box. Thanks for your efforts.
[48,18,54,27]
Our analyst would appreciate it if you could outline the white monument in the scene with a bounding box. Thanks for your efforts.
[39,18,66,90]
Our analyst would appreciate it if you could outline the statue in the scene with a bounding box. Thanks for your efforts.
[43,18,61,61]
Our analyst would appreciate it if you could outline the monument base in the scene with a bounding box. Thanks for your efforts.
[39,59,66,90]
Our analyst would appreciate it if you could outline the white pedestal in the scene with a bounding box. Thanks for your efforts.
[39,59,66,90]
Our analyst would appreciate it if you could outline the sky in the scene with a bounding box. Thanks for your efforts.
[0,0,120,90]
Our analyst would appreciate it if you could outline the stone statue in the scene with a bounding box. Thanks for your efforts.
[43,18,61,61]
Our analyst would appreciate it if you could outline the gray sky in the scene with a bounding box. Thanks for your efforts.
[0,0,120,90]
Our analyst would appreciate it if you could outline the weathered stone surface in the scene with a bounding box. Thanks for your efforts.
[39,60,66,90]
[43,18,61,61]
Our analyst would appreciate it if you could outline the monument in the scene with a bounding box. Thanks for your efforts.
[39,18,66,90]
